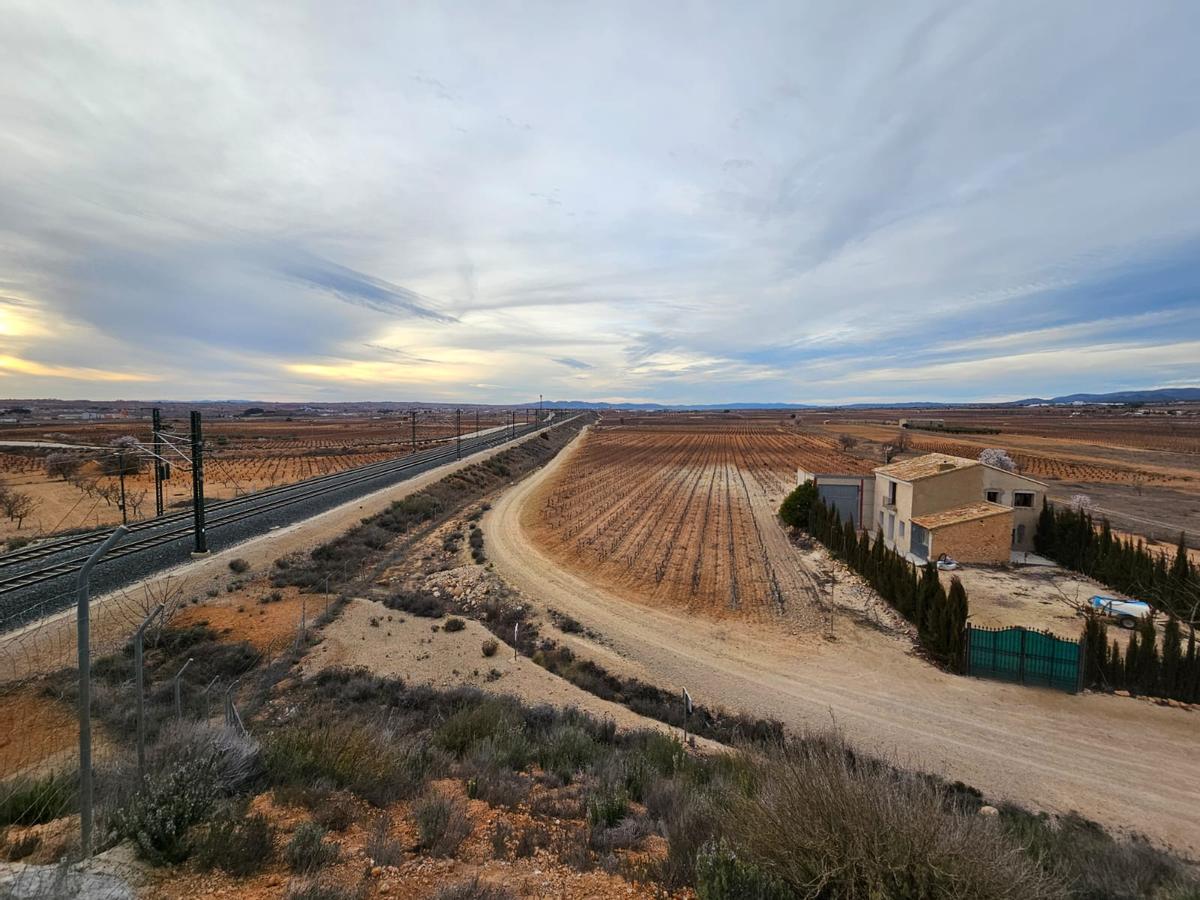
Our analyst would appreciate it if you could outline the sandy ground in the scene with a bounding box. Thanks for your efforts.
[485,430,1200,855]
[0,422,564,686]
[307,595,718,751]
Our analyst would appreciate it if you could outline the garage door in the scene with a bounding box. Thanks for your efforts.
[818,483,861,528]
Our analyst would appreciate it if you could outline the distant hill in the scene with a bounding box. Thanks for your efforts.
[1012,388,1200,405]
[534,387,1200,411]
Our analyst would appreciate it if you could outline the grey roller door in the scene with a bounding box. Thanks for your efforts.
[818,483,862,527]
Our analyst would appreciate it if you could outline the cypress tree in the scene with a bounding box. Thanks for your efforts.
[945,577,969,670]
[1109,639,1124,690]
[1162,615,1182,699]
[1136,617,1160,695]
[1124,631,1140,692]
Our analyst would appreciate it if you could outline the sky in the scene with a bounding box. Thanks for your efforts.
[2,1,1199,406]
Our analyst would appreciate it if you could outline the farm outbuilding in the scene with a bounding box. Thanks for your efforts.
[796,467,874,529]
[911,501,1012,565]
[873,452,1047,563]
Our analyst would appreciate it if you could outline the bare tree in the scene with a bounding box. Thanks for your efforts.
[893,430,910,452]
[100,436,145,476]
[2,490,38,529]
[978,448,1017,473]
[837,434,858,451]
[119,573,189,644]
[126,489,148,519]
[45,452,82,481]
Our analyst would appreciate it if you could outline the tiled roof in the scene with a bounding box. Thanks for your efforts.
[874,452,977,482]
[912,501,1011,530]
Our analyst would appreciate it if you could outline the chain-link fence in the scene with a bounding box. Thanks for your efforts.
[0,531,302,898]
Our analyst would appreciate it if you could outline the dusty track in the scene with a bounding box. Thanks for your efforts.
[485,429,1200,854]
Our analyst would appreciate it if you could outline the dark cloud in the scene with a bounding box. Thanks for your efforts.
[281,258,457,323]
[552,356,593,370]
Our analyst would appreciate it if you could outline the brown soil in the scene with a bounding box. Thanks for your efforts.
[0,412,510,542]
[175,584,314,652]
[0,421,563,687]
[145,784,682,900]
[0,689,76,777]
[487,429,1200,854]
[525,425,864,624]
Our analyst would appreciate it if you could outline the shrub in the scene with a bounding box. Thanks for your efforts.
[112,755,220,865]
[265,724,432,806]
[194,806,275,876]
[366,814,404,867]
[999,806,1196,898]
[412,790,471,857]
[285,822,339,873]
[0,771,76,827]
[434,878,514,900]
[228,558,251,574]
[585,782,628,828]
[444,617,466,633]
[722,738,1060,899]
[535,724,598,783]
[434,698,524,759]
[695,840,790,900]
[285,880,359,900]
[386,590,445,618]
[490,819,513,858]
[590,815,651,853]
[314,794,356,832]
[778,482,818,528]
[481,639,499,658]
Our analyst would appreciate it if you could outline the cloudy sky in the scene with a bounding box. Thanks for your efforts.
[2,2,1198,405]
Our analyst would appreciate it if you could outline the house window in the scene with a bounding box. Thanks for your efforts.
[1013,492,1034,508]
[885,480,897,505]
[898,521,905,538]
[985,490,1000,503]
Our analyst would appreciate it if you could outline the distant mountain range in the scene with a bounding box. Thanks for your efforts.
[529,387,1200,411]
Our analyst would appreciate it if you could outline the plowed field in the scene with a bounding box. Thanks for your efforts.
[525,425,870,619]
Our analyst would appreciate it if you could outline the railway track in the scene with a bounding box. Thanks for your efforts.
[0,416,570,627]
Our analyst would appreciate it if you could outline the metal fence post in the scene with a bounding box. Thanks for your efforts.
[173,657,194,721]
[76,526,128,858]
[135,604,165,782]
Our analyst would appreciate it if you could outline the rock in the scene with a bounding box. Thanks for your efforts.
[371,866,383,877]
[0,864,135,900]
[978,805,999,817]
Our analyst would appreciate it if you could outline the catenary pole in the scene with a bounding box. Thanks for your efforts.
[190,411,208,555]
[152,408,164,517]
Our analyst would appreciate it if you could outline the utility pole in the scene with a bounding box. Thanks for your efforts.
[411,410,417,453]
[151,408,164,517]
[475,409,479,438]
[189,411,208,556]
[539,393,543,422]
[455,408,461,459]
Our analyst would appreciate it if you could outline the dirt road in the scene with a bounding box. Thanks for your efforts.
[485,430,1200,854]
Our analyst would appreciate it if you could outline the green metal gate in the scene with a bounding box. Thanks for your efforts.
[965,625,1083,693]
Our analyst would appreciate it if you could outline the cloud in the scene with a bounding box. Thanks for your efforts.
[0,2,1197,403]
[281,258,457,323]
[552,357,593,370]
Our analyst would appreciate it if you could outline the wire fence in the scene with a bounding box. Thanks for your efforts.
[0,533,309,895]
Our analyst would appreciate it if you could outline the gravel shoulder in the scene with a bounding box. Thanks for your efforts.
[0,424,562,685]
[485,430,1200,854]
